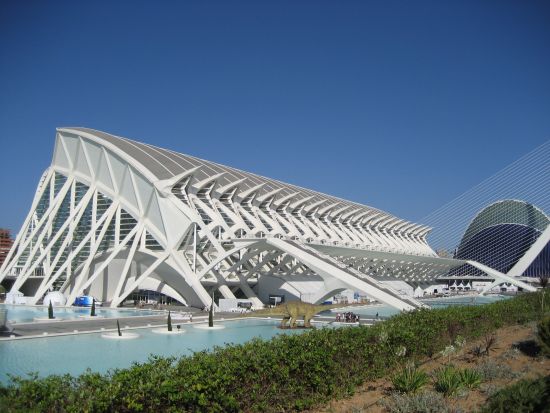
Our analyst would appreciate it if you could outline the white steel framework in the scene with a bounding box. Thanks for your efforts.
[1,127,527,311]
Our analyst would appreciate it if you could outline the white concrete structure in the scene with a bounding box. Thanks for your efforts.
[43,291,67,306]
[4,291,26,305]
[0,128,535,311]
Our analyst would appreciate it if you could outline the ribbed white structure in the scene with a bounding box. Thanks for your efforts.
[3,128,527,310]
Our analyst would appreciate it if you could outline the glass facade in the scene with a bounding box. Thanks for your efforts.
[452,200,549,278]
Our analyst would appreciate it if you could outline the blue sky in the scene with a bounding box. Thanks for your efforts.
[1,0,549,233]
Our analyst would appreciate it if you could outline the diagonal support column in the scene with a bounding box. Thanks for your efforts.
[471,227,548,295]
[467,261,537,294]
[237,275,264,308]
[266,238,419,311]
[7,178,74,289]
[12,185,96,293]
[110,252,170,307]
[507,225,550,277]
[61,203,118,294]
[68,223,141,303]
[0,169,54,279]
[109,224,145,307]
[28,203,117,304]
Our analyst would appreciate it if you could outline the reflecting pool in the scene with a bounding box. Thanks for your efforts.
[0,319,317,383]
[0,294,512,384]
[328,294,511,318]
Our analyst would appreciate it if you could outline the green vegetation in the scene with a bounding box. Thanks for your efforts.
[391,363,429,394]
[433,365,463,397]
[47,301,54,320]
[167,311,172,332]
[537,316,550,356]
[459,368,482,389]
[481,375,550,413]
[0,292,547,412]
[432,365,482,397]
[90,298,96,317]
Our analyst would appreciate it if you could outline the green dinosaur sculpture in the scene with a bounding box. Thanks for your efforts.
[251,301,352,328]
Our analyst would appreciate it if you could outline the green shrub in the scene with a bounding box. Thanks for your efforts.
[481,375,550,413]
[0,291,546,412]
[459,368,482,389]
[391,363,429,394]
[537,316,550,356]
[433,365,463,397]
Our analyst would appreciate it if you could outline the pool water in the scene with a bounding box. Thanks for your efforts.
[0,304,161,323]
[328,294,511,318]
[0,319,315,383]
[423,294,511,308]
[0,295,511,384]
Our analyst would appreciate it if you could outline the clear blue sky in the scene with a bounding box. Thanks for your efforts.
[1,0,549,233]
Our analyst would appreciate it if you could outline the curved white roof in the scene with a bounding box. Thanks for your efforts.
[64,127,426,233]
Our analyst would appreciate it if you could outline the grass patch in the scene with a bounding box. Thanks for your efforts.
[380,391,455,413]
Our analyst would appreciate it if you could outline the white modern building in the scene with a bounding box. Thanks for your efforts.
[0,128,536,310]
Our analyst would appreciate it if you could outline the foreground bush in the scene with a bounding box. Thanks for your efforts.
[537,316,550,356]
[0,292,547,412]
[481,375,550,413]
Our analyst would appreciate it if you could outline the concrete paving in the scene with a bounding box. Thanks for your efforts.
[0,311,262,339]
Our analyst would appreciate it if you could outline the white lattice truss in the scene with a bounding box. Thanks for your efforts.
[0,128,536,311]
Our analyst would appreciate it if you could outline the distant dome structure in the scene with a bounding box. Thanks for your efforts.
[452,200,550,277]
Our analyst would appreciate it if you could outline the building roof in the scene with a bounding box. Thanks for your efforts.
[460,199,549,246]
[62,127,427,233]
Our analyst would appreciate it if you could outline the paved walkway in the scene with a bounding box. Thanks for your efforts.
[0,311,262,339]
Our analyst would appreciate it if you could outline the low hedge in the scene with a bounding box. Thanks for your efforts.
[0,292,547,412]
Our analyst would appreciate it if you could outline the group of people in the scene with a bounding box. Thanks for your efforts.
[335,312,360,323]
